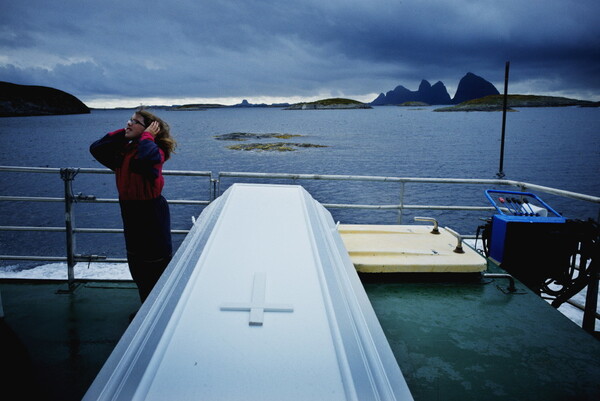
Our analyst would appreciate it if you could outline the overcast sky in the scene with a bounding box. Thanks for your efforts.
[1,0,599,107]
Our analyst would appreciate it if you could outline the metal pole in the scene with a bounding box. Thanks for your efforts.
[211,177,218,201]
[582,249,599,334]
[61,168,79,290]
[497,61,510,178]
[397,182,405,224]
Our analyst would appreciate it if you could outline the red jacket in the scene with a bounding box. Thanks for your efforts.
[90,129,165,200]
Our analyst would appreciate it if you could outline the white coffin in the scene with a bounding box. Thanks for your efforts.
[84,184,413,401]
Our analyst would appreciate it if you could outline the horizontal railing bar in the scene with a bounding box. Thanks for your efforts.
[0,196,210,206]
[0,165,212,177]
[76,228,121,234]
[78,198,210,206]
[76,228,189,235]
[0,226,65,232]
[0,166,62,174]
[163,170,212,177]
[402,205,497,211]
[0,255,68,262]
[510,181,600,204]
[73,256,128,263]
[166,200,211,205]
[323,203,496,211]
[0,255,129,263]
[219,172,600,204]
[0,226,189,235]
[80,198,117,204]
[0,195,64,202]
[97,258,128,263]
[219,171,512,184]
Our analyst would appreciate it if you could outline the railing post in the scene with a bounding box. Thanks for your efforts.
[60,168,79,290]
[215,172,222,198]
[582,241,599,335]
[397,182,405,224]
[211,176,218,201]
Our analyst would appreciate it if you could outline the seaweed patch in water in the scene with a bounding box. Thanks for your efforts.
[214,132,302,141]
[227,142,327,152]
[215,132,327,151]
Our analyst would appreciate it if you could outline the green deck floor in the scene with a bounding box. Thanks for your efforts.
[0,280,140,401]
[365,276,600,401]
[1,272,599,401]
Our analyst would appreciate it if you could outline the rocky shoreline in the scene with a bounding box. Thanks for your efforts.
[285,98,372,110]
[434,94,599,112]
[0,81,90,117]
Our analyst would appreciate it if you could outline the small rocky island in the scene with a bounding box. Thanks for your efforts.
[214,132,327,151]
[285,98,372,110]
[434,94,598,112]
[0,81,90,117]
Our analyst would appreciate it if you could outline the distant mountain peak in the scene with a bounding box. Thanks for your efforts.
[371,73,498,105]
[371,79,450,105]
[418,80,432,91]
[452,72,499,104]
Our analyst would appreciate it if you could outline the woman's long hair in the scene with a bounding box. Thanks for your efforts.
[137,108,177,161]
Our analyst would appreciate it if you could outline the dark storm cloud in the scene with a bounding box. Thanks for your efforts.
[1,0,599,105]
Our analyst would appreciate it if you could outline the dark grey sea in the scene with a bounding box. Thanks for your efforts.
[1,106,598,269]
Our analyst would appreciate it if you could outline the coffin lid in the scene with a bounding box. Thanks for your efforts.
[84,184,413,401]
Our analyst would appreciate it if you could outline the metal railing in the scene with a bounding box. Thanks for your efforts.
[218,171,600,217]
[2,166,600,289]
[0,166,213,289]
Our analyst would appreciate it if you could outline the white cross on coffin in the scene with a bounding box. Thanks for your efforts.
[220,272,294,326]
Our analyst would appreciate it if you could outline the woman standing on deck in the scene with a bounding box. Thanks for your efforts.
[90,109,177,303]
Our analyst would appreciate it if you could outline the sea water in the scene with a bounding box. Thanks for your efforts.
[0,106,599,271]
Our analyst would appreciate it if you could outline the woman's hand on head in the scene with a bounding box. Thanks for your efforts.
[146,121,161,137]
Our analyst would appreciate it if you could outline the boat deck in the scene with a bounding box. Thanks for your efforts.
[0,280,139,401]
[1,264,599,401]
[364,265,600,401]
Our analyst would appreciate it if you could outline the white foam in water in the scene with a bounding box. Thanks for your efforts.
[0,262,131,280]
